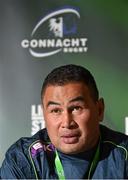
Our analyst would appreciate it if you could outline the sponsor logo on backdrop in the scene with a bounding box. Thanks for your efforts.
[125,117,128,135]
[31,105,44,135]
[21,7,88,58]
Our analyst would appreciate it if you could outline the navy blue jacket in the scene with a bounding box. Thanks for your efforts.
[0,125,128,179]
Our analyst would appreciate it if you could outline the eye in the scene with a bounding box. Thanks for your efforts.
[74,106,81,110]
[51,108,62,114]
[72,106,82,113]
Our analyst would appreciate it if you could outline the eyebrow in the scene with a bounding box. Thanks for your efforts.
[46,96,85,108]
[46,101,61,107]
[69,96,85,103]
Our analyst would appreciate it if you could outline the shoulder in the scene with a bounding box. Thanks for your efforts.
[100,125,128,161]
[5,128,49,159]
[0,129,52,178]
[100,125,128,145]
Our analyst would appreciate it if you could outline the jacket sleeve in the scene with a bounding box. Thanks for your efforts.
[0,152,26,179]
[125,150,128,178]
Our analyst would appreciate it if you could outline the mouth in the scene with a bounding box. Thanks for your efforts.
[61,134,80,144]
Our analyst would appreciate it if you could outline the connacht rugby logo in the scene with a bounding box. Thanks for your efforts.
[21,7,88,58]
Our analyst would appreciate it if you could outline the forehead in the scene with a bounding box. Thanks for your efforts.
[42,83,90,102]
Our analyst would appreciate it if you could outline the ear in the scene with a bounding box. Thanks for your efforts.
[97,98,104,122]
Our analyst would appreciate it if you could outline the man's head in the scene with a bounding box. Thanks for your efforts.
[41,64,99,102]
[41,64,104,154]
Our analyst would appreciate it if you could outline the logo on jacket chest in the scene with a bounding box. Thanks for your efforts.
[31,142,55,157]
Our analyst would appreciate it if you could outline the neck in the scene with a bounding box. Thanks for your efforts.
[80,131,100,153]
[58,142,98,161]
[88,132,100,150]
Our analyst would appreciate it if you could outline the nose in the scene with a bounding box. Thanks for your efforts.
[61,111,76,129]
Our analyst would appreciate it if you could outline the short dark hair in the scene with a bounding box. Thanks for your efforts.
[41,64,99,101]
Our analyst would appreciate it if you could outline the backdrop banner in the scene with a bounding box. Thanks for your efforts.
[0,0,128,165]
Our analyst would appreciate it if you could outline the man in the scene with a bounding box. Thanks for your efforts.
[0,64,128,179]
